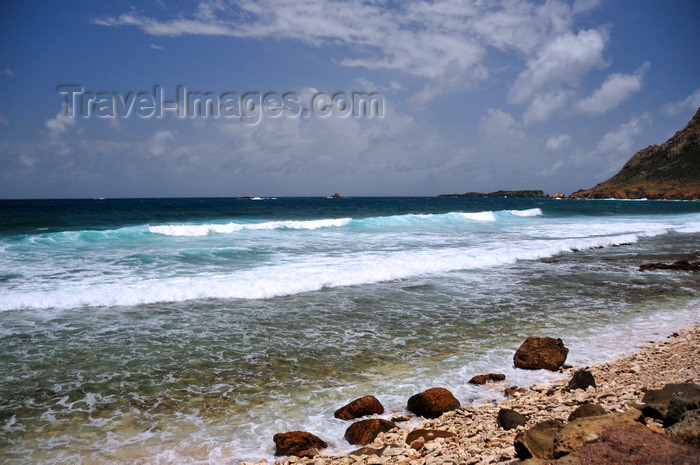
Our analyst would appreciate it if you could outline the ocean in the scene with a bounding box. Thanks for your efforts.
[1,197,699,464]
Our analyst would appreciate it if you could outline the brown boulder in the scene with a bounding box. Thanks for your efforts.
[514,337,569,371]
[514,419,566,460]
[640,382,700,421]
[407,387,460,418]
[468,373,506,385]
[273,431,328,457]
[667,409,700,448]
[553,408,646,458]
[344,418,396,445]
[571,424,700,465]
[334,395,384,420]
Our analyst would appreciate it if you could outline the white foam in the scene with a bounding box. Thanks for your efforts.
[148,218,352,236]
[459,211,497,221]
[0,231,654,311]
[509,207,543,217]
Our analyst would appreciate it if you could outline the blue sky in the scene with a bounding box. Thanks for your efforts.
[0,0,698,198]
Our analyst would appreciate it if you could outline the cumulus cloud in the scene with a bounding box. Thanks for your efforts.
[574,62,649,114]
[597,117,646,155]
[662,88,700,116]
[509,28,607,105]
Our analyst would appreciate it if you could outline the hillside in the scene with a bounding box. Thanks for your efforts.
[570,107,700,200]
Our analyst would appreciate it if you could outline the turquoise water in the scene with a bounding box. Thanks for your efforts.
[1,197,699,463]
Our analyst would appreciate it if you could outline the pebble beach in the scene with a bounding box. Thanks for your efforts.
[260,324,700,465]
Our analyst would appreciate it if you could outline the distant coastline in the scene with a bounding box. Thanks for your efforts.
[438,190,550,198]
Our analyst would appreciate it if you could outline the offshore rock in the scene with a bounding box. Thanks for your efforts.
[468,373,506,385]
[407,387,460,418]
[640,382,700,420]
[565,370,596,391]
[514,419,566,460]
[334,395,384,421]
[514,337,569,371]
[273,431,328,457]
[344,418,396,445]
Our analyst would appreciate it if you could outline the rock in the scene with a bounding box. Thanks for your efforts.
[514,337,569,371]
[565,370,596,391]
[568,403,607,422]
[334,395,384,420]
[498,408,528,430]
[552,408,646,458]
[640,382,700,420]
[273,431,328,457]
[405,429,456,445]
[407,387,460,418]
[505,386,528,397]
[344,418,396,445]
[330,192,343,198]
[667,409,700,448]
[571,424,700,464]
[468,373,506,385]
[514,419,566,460]
[663,393,700,427]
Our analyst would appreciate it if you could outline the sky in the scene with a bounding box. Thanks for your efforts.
[0,0,699,198]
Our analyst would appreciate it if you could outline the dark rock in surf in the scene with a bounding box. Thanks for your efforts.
[407,387,460,418]
[344,418,396,445]
[273,431,328,457]
[334,395,384,421]
[514,337,569,371]
[468,373,506,385]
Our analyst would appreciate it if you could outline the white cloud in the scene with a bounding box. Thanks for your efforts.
[45,104,76,139]
[597,117,646,155]
[150,43,164,50]
[93,0,605,104]
[509,28,607,105]
[574,62,649,114]
[662,88,700,116]
[546,134,571,151]
[1,68,13,77]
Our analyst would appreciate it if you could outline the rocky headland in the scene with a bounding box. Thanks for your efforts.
[570,107,700,200]
[251,325,700,465]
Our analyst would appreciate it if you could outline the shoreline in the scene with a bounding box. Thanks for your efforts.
[261,323,699,465]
